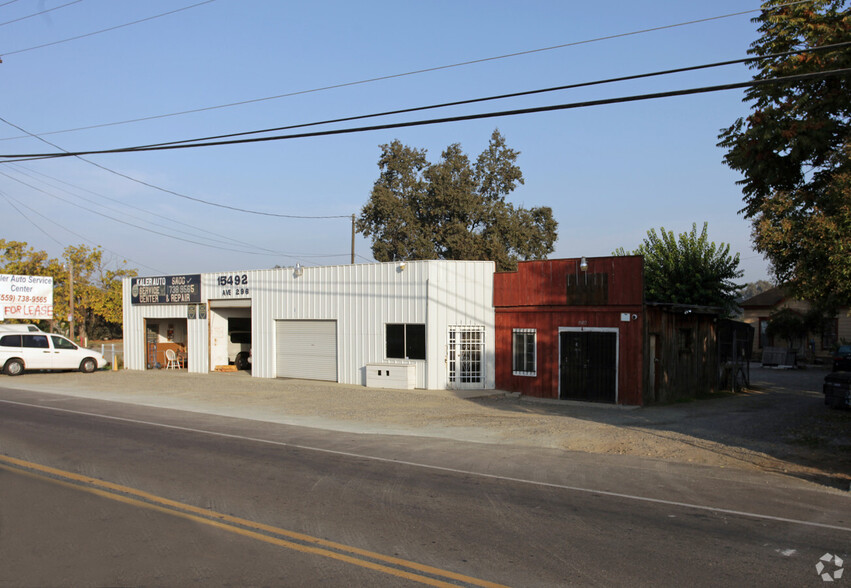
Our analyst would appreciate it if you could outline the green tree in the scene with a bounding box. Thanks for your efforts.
[0,240,136,340]
[717,0,851,305]
[738,279,775,301]
[614,223,744,316]
[0,240,59,277]
[63,244,137,342]
[357,130,558,271]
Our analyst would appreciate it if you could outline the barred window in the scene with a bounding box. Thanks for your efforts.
[512,329,537,376]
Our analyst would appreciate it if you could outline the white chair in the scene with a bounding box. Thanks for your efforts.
[165,348,181,369]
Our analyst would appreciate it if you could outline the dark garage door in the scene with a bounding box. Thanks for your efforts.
[559,331,617,403]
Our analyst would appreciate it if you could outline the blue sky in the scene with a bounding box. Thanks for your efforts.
[0,0,772,282]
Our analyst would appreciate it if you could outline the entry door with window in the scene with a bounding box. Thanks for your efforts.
[447,326,485,389]
[559,330,617,403]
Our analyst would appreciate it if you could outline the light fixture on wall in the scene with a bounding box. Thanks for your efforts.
[398,261,407,272]
[294,263,304,277]
[579,257,589,272]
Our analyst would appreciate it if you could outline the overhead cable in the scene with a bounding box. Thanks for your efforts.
[116,41,851,151]
[0,190,65,248]
[3,68,848,160]
[0,0,82,28]
[0,189,165,273]
[8,162,286,251]
[0,0,216,57]
[0,0,814,139]
[0,169,315,256]
[0,116,351,219]
[4,164,277,252]
[0,169,350,260]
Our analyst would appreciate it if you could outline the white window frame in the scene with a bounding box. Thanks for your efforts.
[512,328,537,376]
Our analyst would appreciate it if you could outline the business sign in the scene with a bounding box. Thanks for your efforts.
[0,274,54,320]
[131,274,201,305]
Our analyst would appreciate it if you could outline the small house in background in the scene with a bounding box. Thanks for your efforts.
[740,286,850,361]
[494,257,722,405]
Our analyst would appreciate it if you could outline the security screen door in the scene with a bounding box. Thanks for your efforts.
[559,330,617,403]
[447,326,485,389]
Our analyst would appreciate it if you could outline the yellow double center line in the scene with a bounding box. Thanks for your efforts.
[0,454,507,588]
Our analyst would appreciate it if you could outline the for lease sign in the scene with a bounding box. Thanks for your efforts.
[0,274,54,320]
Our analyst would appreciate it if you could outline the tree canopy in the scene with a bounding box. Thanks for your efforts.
[356,130,558,272]
[717,0,850,305]
[0,240,137,341]
[614,223,744,316]
[738,279,775,302]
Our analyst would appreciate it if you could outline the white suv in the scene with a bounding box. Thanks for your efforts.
[0,332,107,376]
[228,330,252,370]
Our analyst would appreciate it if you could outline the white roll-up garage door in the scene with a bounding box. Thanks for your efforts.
[275,320,338,381]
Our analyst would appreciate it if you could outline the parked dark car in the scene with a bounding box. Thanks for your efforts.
[824,371,851,408]
[833,344,851,372]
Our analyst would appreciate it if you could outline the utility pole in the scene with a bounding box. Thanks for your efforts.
[69,264,75,342]
[351,213,355,265]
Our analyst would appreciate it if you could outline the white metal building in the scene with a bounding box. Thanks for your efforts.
[122,260,496,389]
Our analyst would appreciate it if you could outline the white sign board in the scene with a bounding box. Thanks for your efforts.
[0,274,54,320]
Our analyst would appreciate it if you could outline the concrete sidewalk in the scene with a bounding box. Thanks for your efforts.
[1,365,849,488]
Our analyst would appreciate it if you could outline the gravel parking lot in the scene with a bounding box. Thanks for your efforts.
[3,363,849,489]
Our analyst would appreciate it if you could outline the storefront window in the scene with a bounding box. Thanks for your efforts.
[386,324,426,360]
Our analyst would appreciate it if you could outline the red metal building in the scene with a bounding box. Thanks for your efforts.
[494,256,645,405]
[495,256,721,405]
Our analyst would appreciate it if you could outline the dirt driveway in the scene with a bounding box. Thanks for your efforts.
[3,363,850,489]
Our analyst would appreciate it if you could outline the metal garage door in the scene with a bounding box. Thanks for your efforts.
[275,320,338,381]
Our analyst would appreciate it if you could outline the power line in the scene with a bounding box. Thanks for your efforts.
[0,169,301,255]
[0,0,216,58]
[0,189,165,273]
[6,162,314,253]
[0,116,351,219]
[0,190,65,248]
[4,68,848,160]
[4,164,271,252]
[0,1,814,140]
[0,169,351,261]
[111,42,851,152]
[0,0,83,28]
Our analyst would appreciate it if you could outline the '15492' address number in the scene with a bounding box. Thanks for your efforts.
[216,274,249,296]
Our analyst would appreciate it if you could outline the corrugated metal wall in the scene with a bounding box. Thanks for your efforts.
[493,257,644,404]
[251,260,495,389]
[425,261,496,389]
[124,261,495,389]
[122,281,210,373]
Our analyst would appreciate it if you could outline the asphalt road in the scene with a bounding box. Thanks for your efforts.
[1,387,849,587]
